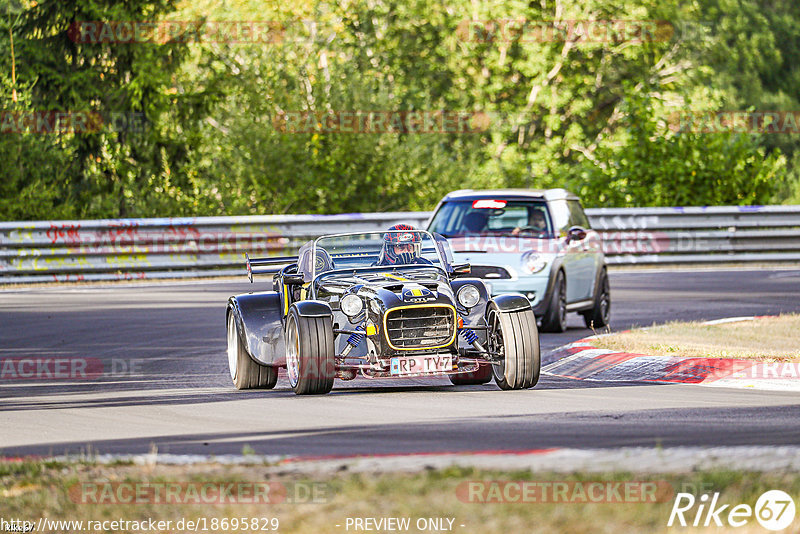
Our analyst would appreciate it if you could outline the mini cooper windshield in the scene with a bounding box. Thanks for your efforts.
[428,199,554,238]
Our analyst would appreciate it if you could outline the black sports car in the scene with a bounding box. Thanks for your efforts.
[226,228,540,395]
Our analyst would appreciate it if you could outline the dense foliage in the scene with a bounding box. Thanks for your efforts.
[1,0,798,219]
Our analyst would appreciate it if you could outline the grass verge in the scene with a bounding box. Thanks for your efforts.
[591,314,800,361]
[1,461,799,533]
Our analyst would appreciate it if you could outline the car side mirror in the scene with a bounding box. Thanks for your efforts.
[283,274,305,285]
[566,226,587,243]
[451,263,472,278]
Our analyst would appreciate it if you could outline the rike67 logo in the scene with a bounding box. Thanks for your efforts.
[668,490,796,531]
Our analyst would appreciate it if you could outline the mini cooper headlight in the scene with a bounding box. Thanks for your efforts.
[457,284,481,309]
[522,253,548,274]
[340,293,363,318]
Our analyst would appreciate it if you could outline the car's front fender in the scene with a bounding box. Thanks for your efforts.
[293,300,333,318]
[491,293,533,313]
[228,292,285,366]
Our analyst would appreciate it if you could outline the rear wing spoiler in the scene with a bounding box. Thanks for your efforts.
[244,253,297,283]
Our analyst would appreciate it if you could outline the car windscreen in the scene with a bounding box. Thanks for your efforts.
[311,231,448,280]
[428,199,554,238]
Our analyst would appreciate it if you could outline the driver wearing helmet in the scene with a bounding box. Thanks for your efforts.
[375,224,432,266]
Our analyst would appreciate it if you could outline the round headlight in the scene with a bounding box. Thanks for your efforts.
[340,293,363,317]
[457,284,481,308]
[522,253,548,274]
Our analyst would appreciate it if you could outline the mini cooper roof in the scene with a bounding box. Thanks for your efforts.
[440,188,579,202]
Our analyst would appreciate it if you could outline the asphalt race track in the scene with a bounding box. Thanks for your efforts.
[1,269,800,457]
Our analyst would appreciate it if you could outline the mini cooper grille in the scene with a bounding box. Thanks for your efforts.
[470,265,512,279]
[385,306,456,349]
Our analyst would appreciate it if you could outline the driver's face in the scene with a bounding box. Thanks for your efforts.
[393,243,414,255]
[530,213,546,227]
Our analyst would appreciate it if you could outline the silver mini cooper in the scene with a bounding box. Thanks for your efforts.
[427,189,610,332]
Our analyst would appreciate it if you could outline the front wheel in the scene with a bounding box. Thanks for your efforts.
[487,303,540,390]
[285,307,335,395]
[227,312,278,390]
[582,268,610,329]
[540,271,567,333]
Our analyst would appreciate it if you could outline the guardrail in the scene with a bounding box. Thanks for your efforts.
[0,213,430,284]
[1,205,798,283]
[588,205,800,264]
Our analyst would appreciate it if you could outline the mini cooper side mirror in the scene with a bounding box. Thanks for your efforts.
[451,263,472,277]
[283,274,305,285]
[566,226,587,243]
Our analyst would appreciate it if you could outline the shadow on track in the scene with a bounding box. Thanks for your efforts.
[4,404,800,457]
[0,373,667,411]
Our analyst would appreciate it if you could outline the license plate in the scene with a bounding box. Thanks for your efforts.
[390,355,453,376]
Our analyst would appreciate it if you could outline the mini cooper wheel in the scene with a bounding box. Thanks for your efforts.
[227,312,278,390]
[582,268,610,329]
[487,303,540,390]
[285,307,335,395]
[541,270,567,333]
[448,363,493,385]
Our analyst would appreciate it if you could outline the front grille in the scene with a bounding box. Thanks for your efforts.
[384,305,456,350]
[470,265,512,279]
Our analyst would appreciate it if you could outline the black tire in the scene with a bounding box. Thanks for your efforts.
[285,307,335,395]
[582,268,610,329]
[227,312,278,390]
[540,270,567,333]
[487,303,540,390]
[448,363,493,385]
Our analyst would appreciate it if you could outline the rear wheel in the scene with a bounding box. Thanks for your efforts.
[285,307,335,395]
[449,363,493,385]
[582,268,610,329]
[487,303,540,390]
[540,271,567,333]
[227,313,278,390]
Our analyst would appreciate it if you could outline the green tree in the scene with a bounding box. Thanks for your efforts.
[574,93,784,206]
[3,0,210,219]
[2,0,796,220]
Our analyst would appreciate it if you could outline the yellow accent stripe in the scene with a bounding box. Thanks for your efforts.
[383,273,409,281]
[284,282,310,316]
